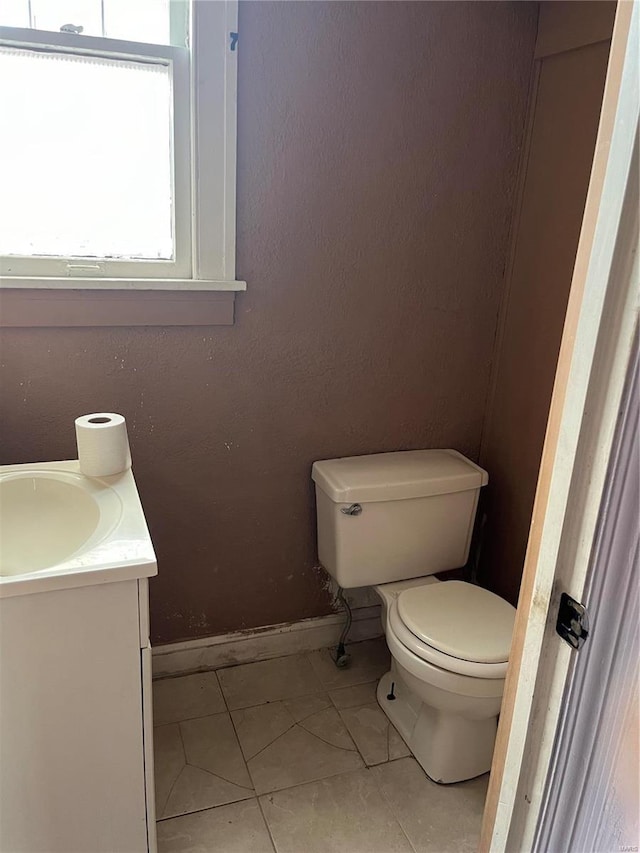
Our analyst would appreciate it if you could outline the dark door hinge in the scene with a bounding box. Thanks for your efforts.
[556,592,590,650]
[230,32,238,51]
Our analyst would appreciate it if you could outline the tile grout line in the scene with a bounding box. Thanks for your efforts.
[160,695,390,761]
[153,668,229,727]
[335,704,380,765]
[239,696,394,769]
[161,652,386,709]
[156,762,421,826]
[155,680,381,725]
[254,764,371,800]
[160,767,370,817]
[235,701,365,764]
[159,762,185,821]
[214,668,232,715]
[158,767,185,821]
[240,721,297,765]
[156,794,261,824]
[289,700,333,724]
[366,764,420,853]
[155,746,415,826]
[296,719,360,754]
[221,708,368,804]
[219,651,386,704]
[195,677,259,795]
[224,686,327,713]
[154,708,230,728]
[181,759,255,793]
[154,650,321,683]
[256,794,279,853]
[156,722,191,817]
[215,651,326,705]
[386,717,391,764]
[159,717,255,822]
[223,687,290,785]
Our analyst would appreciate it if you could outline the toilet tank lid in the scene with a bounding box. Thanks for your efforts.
[311,449,488,503]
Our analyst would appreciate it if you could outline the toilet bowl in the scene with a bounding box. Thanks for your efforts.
[311,449,516,785]
[374,577,513,783]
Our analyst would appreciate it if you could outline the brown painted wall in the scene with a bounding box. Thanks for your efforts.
[0,2,537,644]
[479,3,614,607]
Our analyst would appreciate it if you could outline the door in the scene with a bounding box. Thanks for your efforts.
[534,335,639,852]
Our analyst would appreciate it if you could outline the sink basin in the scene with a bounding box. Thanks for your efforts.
[0,472,121,575]
[0,461,156,596]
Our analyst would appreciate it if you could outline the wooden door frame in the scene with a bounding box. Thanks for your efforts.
[479,2,639,849]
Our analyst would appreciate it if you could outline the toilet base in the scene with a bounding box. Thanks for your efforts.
[377,666,497,784]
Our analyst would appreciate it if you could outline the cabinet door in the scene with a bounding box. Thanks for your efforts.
[0,580,148,853]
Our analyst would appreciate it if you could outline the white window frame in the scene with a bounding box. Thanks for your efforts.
[0,0,244,293]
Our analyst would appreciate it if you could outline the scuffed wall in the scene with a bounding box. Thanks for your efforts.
[0,2,537,644]
[479,4,613,606]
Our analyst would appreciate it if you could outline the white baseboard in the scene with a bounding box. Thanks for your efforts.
[152,605,383,679]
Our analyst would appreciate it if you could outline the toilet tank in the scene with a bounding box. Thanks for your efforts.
[312,450,488,589]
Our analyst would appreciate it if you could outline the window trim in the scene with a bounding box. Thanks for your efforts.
[0,0,244,297]
[191,0,239,285]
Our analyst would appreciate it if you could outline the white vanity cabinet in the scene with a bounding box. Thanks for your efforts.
[0,462,158,853]
[0,577,156,853]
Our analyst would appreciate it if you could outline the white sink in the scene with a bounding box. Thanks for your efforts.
[0,461,156,596]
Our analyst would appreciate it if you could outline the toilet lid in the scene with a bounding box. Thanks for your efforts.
[397,581,515,664]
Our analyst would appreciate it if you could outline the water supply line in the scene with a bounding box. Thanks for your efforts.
[334,586,352,668]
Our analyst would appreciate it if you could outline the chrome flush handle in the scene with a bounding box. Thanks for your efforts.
[340,503,362,516]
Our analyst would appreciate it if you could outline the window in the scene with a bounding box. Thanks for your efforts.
[1,49,175,264]
[0,0,242,294]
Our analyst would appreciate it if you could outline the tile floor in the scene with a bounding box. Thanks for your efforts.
[153,638,488,853]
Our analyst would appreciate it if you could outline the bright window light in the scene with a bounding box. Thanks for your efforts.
[103,0,171,45]
[1,0,172,45]
[0,46,174,260]
[0,0,29,28]
[30,0,103,38]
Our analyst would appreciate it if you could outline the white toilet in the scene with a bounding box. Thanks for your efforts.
[312,449,516,784]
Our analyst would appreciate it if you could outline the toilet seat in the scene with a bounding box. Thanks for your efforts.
[388,581,515,679]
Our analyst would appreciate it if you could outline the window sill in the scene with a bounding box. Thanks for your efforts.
[1,278,247,291]
[0,279,246,327]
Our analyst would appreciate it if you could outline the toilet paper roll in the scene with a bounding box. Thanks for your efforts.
[75,413,132,478]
